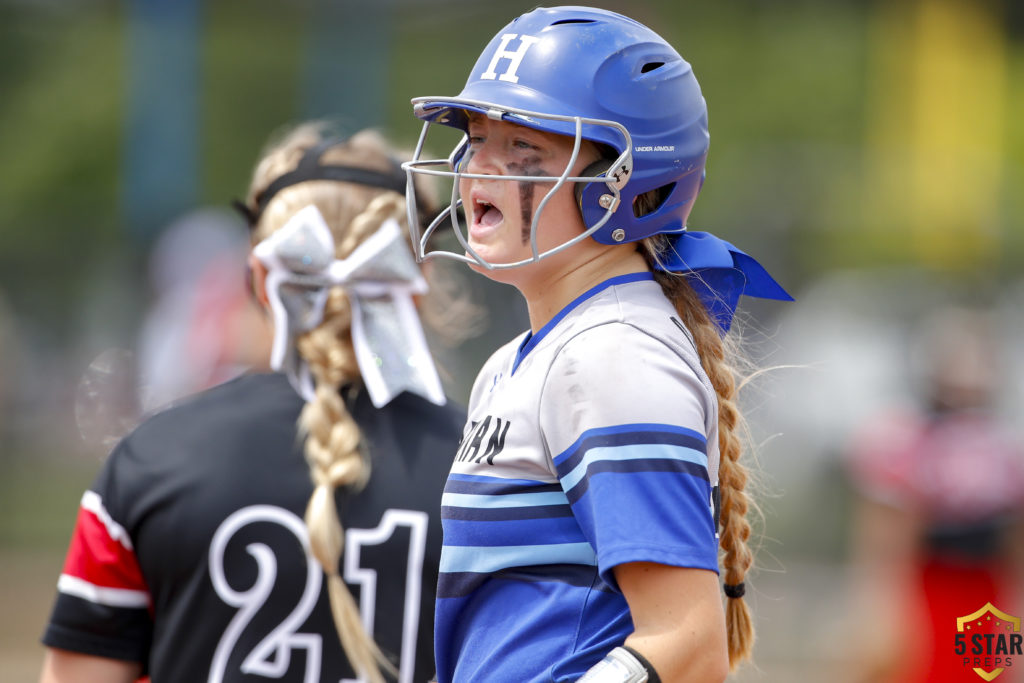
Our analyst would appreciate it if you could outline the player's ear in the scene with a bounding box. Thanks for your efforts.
[247,252,270,307]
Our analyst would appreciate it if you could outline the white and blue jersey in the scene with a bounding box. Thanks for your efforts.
[436,272,721,683]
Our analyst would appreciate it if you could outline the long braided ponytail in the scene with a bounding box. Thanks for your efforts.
[295,193,408,683]
[643,239,756,670]
[245,124,418,682]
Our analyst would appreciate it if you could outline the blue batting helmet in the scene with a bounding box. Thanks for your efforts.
[403,6,709,269]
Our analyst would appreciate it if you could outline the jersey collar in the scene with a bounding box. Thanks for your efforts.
[512,272,653,374]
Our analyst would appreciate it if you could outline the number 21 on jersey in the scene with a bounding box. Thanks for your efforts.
[208,505,428,683]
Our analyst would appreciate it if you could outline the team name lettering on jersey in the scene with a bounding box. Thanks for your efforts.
[480,34,541,83]
[455,415,511,464]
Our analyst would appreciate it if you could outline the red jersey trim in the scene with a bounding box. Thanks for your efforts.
[60,491,150,606]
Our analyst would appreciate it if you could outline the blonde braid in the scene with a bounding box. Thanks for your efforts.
[644,242,756,670]
[243,123,425,682]
[295,193,408,683]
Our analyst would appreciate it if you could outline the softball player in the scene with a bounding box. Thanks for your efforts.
[40,126,465,683]
[402,7,792,682]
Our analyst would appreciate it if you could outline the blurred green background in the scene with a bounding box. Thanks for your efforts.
[2,0,1023,680]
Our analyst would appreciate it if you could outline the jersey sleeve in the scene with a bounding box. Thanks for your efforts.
[538,322,719,589]
[42,441,153,663]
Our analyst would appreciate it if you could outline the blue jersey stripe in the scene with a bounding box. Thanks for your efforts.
[440,541,597,574]
[443,515,585,547]
[442,490,568,509]
[565,458,710,505]
[559,443,708,492]
[437,564,612,599]
[437,572,486,599]
[447,472,556,486]
[444,478,562,496]
[553,423,707,471]
[442,503,573,522]
[496,564,614,592]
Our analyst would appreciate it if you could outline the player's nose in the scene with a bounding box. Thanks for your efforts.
[463,141,503,177]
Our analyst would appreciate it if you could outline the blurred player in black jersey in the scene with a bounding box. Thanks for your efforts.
[40,124,467,683]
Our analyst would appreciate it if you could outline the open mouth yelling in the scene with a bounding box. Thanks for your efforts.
[470,196,504,239]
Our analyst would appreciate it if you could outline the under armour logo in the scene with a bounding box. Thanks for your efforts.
[480,33,541,84]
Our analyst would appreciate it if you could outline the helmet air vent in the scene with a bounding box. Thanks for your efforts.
[633,183,676,218]
[550,19,596,26]
[641,62,665,74]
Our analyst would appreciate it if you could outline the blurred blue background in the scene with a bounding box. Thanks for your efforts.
[2,0,1023,680]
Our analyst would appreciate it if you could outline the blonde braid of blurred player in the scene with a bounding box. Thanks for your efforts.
[296,193,409,683]
[642,234,756,671]
[247,125,413,682]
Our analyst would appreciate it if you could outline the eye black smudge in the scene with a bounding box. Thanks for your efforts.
[507,157,547,245]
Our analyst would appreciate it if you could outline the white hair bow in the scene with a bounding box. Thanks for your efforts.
[253,204,446,408]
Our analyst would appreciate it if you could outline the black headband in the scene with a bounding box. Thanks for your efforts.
[233,137,408,229]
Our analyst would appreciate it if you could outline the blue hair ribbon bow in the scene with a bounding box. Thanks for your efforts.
[656,231,794,333]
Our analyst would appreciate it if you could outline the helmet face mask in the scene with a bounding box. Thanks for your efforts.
[403,6,709,270]
[404,98,632,270]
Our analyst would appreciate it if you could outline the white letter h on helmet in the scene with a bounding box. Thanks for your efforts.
[480,34,541,83]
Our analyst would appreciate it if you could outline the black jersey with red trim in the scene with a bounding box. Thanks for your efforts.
[42,371,464,683]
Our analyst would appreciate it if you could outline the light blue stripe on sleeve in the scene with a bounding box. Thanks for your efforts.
[448,472,554,487]
[442,490,568,509]
[560,444,708,492]
[443,515,584,547]
[440,542,597,574]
